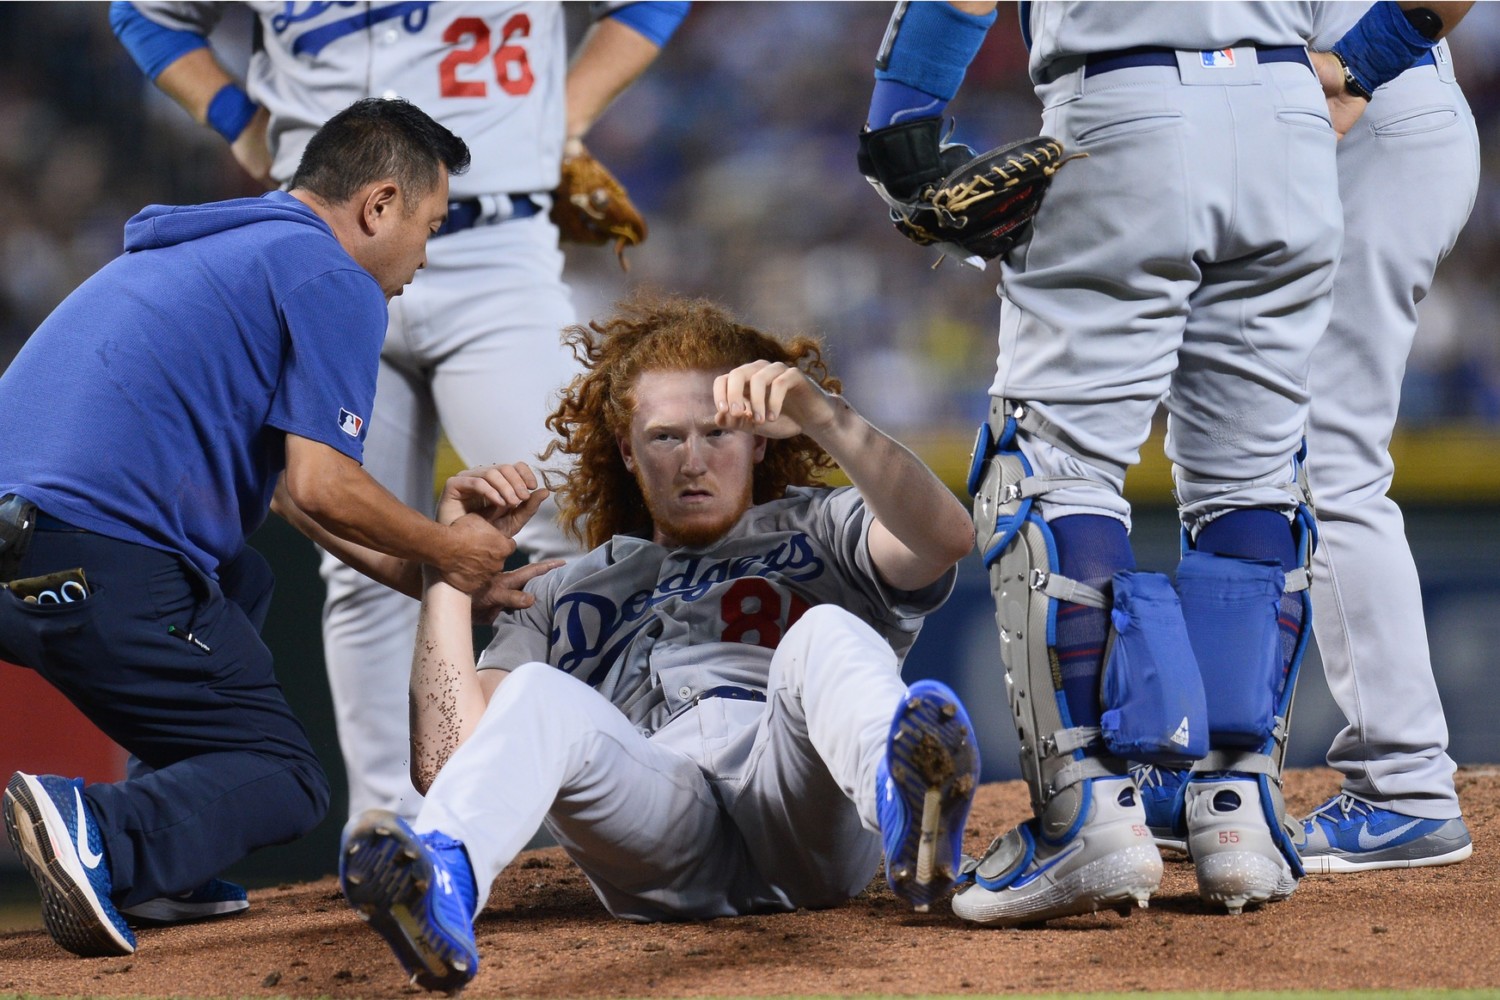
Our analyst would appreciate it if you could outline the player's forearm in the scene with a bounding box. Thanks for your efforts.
[409,568,490,793]
[152,46,237,124]
[563,17,662,143]
[812,402,975,589]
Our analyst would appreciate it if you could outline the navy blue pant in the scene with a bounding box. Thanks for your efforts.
[0,515,328,906]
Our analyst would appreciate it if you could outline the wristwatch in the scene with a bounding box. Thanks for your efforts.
[1331,50,1373,101]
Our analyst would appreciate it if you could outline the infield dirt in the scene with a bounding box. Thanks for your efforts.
[2,766,1497,998]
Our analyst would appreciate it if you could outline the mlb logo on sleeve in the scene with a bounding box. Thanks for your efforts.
[338,408,365,437]
[1199,49,1236,68]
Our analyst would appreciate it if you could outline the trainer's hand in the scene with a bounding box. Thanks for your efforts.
[714,360,837,440]
[471,558,565,622]
[434,513,518,597]
[1309,50,1369,140]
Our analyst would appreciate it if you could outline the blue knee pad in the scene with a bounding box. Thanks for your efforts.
[1175,551,1286,749]
[1100,571,1208,764]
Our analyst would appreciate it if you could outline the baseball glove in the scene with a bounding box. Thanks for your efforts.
[550,149,647,271]
[859,121,1081,267]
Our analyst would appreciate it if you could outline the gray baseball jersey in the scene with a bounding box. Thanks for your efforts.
[477,486,954,734]
[1025,2,1317,81]
[991,1,1340,530]
[131,1,566,192]
[1304,5,1477,818]
[128,1,598,820]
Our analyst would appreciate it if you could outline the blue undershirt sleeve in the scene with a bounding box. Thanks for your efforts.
[110,2,209,80]
[605,2,691,48]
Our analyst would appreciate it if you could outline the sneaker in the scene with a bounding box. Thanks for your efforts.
[877,679,980,911]
[121,878,249,926]
[1131,763,1189,851]
[340,809,479,993]
[951,774,1162,925]
[2,772,136,956]
[1296,793,1473,873]
[1185,772,1298,914]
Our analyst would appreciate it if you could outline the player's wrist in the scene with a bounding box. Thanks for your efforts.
[1329,0,1441,100]
[206,82,259,143]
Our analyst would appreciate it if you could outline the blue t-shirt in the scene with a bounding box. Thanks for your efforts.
[0,191,387,577]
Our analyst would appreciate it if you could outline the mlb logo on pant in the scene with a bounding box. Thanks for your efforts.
[1199,49,1236,68]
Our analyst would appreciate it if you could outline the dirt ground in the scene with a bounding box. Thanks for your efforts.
[1,766,1497,999]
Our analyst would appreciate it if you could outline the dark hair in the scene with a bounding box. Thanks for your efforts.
[290,98,470,205]
[543,289,840,550]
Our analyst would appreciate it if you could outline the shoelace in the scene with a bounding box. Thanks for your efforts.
[1132,764,1165,789]
[1309,793,1375,824]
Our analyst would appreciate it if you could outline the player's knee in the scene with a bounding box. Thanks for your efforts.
[278,753,331,839]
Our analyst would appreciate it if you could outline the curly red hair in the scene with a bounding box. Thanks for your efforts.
[543,291,840,550]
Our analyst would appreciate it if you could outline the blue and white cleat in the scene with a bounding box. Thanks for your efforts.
[3,772,136,956]
[340,809,479,994]
[1296,793,1473,873]
[121,878,250,926]
[877,679,980,911]
[952,774,1162,926]
[1131,762,1190,851]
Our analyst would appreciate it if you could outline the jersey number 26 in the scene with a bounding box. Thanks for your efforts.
[440,14,533,97]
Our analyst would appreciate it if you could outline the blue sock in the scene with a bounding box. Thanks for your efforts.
[868,79,947,128]
[1051,514,1135,728]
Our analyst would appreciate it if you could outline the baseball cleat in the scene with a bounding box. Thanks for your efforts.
[340,809,479,994]
[121,877,249,926]
[1131,762,1190,851]
[952,774,1161,926]
[3,772,136,956]
[1185,773,1298,914]
[877,679,980,911]
[1295,793,1472,873]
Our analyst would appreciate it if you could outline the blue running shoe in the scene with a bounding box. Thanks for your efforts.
[1130,763,1189,851]
[121,878,249,926]
[877,679,980,911]
[1297,793,1473,874]
[2,772,136,956]
[340,809,479,994]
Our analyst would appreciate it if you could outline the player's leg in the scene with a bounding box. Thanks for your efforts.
[340,662,734,989]
[1166,59,1341,912]
[723,604,979,912]
[951,59,1231,924]
[1298,55,1478,873]
[319,346,437,821]
[425,218,582,562]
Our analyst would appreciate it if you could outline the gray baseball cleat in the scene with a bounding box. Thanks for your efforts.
[951,774,1162,926]
[1185,772,1298,914]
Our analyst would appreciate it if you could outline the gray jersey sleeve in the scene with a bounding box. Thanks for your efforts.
[127,1,229,35]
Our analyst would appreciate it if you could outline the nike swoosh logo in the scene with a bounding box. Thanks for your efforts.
[1009,842,1084,889]
[1356,818,1424,851]
[73,787,103,869]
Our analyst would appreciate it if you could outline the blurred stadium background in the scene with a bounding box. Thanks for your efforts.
[3,3,1499,914]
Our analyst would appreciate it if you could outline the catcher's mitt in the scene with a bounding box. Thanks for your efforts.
[859,121,1082,267]
[550,149,647,270]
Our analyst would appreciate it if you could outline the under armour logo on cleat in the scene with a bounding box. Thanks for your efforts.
[1170,717,1191,747]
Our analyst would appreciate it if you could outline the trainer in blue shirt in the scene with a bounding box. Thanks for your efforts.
[0,98,543,959]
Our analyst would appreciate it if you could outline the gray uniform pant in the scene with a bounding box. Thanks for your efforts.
[990,47,1341,531]
[415,605,899,921]
[1306,50,1478,819]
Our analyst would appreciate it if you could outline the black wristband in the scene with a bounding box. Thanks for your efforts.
[1402,6,1444,41]
[1332,51,1374,101]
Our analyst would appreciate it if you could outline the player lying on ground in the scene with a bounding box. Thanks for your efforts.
[336,291,981,993]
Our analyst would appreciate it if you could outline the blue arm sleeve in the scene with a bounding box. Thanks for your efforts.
[606,2,691,48]
[1331,0,1439,95]
[874,1,996,101]
[110,2,209,80]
